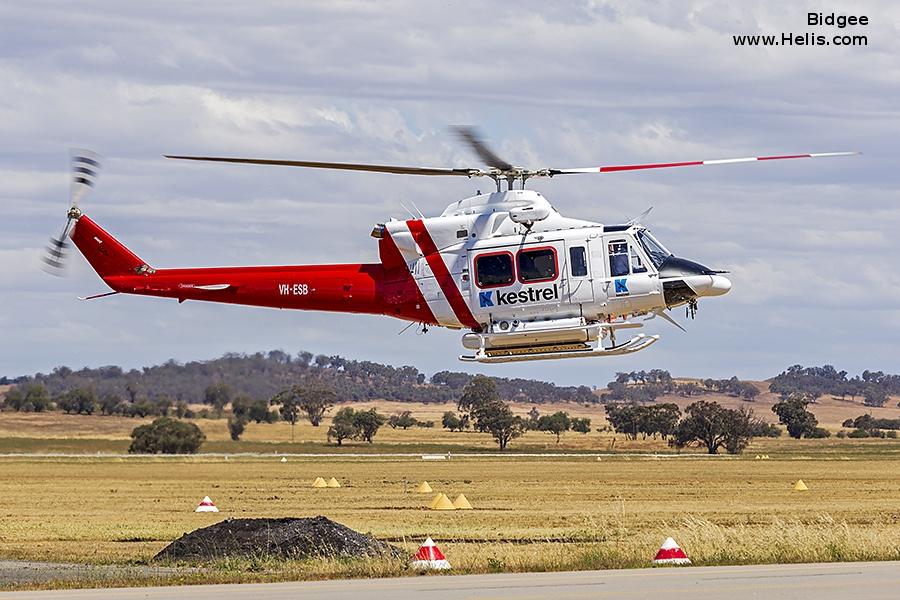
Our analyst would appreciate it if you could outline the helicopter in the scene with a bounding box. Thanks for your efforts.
[44,129,856,363]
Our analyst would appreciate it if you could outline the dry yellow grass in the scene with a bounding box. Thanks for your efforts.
[0,454,897,585]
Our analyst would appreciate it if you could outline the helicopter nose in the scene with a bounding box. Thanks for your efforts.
[684,274,732,297]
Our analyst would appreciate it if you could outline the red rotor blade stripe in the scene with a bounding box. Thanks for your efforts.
[558,152,856,174]
[597,161,703,173]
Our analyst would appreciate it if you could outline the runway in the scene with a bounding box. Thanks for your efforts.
[3,561,898,599]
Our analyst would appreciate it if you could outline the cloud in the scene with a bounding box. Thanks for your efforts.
[1,0,898,383]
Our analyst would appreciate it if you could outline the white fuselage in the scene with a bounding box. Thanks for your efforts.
[385,190,666,330]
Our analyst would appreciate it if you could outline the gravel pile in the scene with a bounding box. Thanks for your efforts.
[153,516,405,562]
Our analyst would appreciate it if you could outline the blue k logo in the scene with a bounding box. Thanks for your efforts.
[614,278,629,295]
[479,291,494,307]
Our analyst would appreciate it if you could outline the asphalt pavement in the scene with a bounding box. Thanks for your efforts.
[2,561,898,599]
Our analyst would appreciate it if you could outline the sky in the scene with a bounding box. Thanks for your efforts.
[1,1,898,386]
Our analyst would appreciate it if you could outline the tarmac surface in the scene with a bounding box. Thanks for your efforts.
[2,561,898,599]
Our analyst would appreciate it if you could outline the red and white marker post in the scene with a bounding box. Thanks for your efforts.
[652,537,691,565]
[411,537,451,570]
[194,496,219,512]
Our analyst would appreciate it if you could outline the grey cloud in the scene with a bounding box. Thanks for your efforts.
[1,0,898,383]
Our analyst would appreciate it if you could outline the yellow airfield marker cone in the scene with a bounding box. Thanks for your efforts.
[755,455,761,460]
[452,494,473,510]
[793,479,809,491]
[312,477,328,488]
[430,493,443,509]
[763,454,770,459]
[327,477,341,488]
[416,481,433,494]
[431,494,456,511]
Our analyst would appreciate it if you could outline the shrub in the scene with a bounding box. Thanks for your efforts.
[387,411,417,429]
[129,417,205,454]
[847,429,870,439]
[806,427,831,438]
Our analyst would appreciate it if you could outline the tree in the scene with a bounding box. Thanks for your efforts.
[3,384,52,412]
[203,383,231,411]
[474,400,525,450]
[232,396,275,423]
[298,384,337,426]
[571,417,592,434]
[537,411,571,443]
[129,417,205,454]
[327,407,357,445]
[605,403,680,440]
[458,375,499,416]
[271,384,336,432]
[721,407,764,454]
[646,403,681,439]
[99,393,125,416]
[173,401,194,419]
[270,387,303,441]
[388,411,417,429]
[526,407,541,430]
[863,386,888,408]
[228,416,247,441]
[674,401,759,455]
[771,396,819,439]
[56,388,97,415]
[457,376,524,449]
[442,411,464,431]
[353,408,387,443]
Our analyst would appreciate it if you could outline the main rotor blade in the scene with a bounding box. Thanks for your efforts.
[551,151,859,175]
[453,126,513,171]
[165,155,481,177]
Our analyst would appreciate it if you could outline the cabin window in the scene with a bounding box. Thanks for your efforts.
[475,252,514,288]
[517,247,558,283]
[569,246,587,277]
[608,241,630,277]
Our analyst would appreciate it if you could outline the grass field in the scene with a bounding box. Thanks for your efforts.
[0,394,899,589]
[0,453,898,589]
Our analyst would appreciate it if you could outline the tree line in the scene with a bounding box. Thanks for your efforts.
[1,350,595,411]
[600,370,760,403]
[769,365,900,407]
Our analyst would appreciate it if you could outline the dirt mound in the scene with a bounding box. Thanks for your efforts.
[153,516,405,562]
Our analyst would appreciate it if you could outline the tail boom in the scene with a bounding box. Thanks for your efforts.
[70,214,438,324]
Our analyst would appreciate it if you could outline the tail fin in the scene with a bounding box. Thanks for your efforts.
[69,214,150,280]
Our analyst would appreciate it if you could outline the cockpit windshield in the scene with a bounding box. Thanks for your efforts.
[637,229,672,268]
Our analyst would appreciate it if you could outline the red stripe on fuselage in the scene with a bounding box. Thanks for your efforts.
[406,219,479,330]
[378,230,438,325]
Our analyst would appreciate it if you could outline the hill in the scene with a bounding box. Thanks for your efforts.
[1,351,595,406]
[2,354,898,435]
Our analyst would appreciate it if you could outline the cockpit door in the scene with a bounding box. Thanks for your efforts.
[597,236,661,315]
[565,241,594,305]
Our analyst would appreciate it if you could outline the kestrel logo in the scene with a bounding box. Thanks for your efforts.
[614,278,629,295]
[478,284,559,308]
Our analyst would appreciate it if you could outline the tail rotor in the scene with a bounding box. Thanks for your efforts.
[42,149,101,275]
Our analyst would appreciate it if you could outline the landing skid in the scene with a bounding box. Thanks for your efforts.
[459,333,660,364]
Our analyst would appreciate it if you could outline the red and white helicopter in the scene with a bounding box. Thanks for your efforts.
[45,129,855,363]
